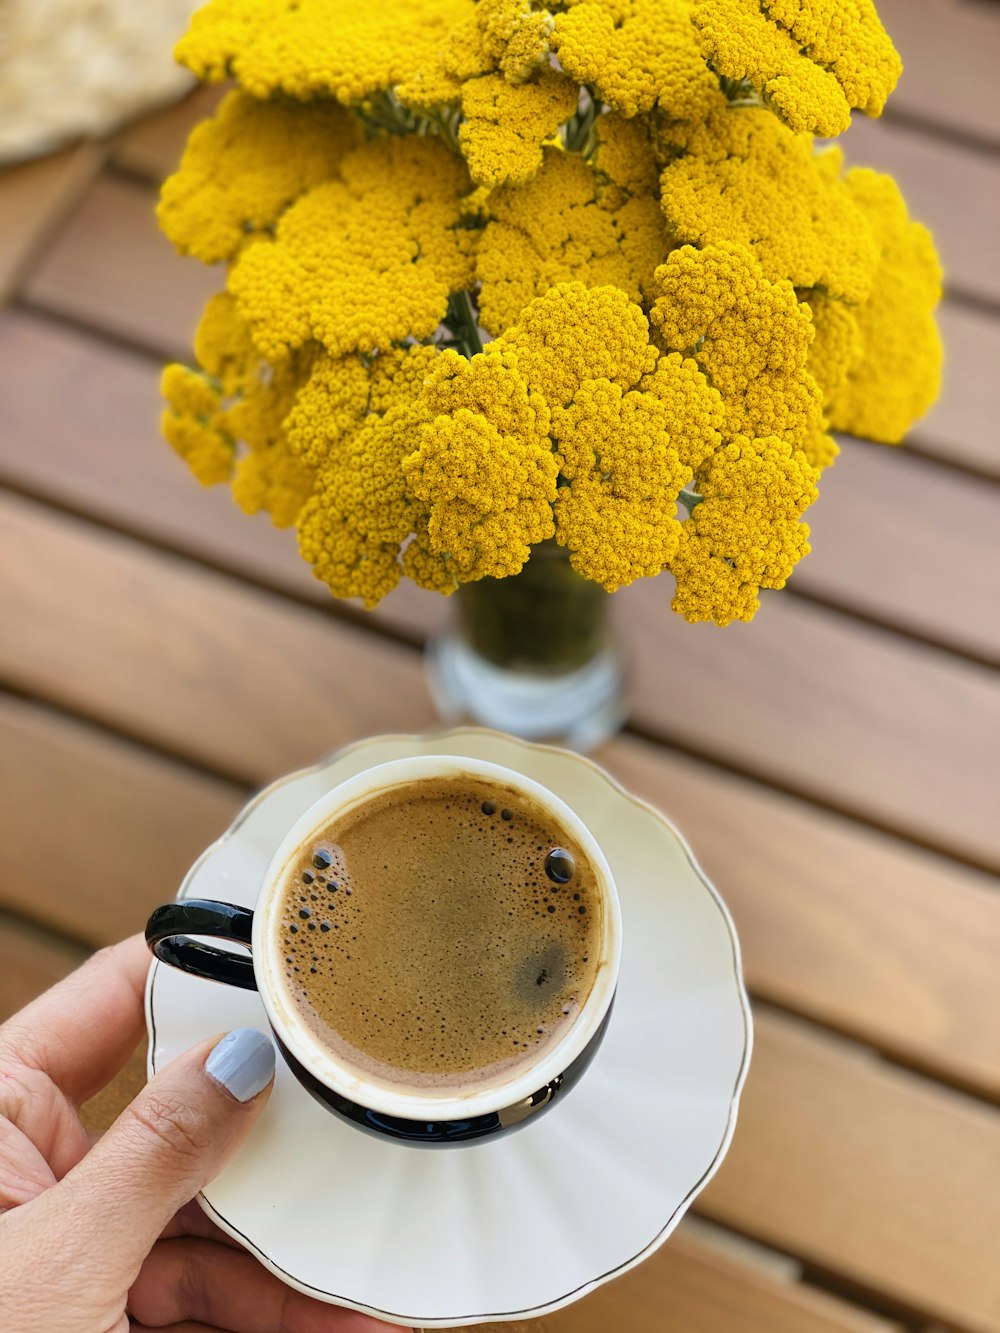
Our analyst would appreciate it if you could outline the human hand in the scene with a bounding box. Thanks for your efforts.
[0,935,408,1332]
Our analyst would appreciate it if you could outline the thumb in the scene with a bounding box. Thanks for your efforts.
[49,1027,274,1276]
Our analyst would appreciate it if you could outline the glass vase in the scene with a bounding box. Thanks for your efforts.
[427,544,628,752]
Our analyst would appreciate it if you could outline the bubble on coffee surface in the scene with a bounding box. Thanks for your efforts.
[276,776,602,1091]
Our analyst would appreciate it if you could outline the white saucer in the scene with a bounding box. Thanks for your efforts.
[146,729,751,1328]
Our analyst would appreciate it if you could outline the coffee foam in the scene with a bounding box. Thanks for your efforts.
[275,776,603,1093]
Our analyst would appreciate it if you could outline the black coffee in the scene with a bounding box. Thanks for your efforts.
[275,775,603,1092]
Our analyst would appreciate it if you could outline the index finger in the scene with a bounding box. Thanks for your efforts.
[0,934,150,1104]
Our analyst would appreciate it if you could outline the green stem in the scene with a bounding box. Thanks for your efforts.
[679,486,704,512]
[448,289,484,358]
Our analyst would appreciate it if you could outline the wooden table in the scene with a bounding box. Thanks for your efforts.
[1,3,998,1328]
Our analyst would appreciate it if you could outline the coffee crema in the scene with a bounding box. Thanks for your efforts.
[274,775,603,1093]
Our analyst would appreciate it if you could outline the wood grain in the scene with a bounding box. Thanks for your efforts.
[794,437,1000,662]
[1,307,995,679]
[844,115,1000,304]
[619,577,1000,870]
[23,175,221,359]
[0,493,437,784]
[701,1011,1000,1333]
[0,144,105,303]
[113,86,225,183]
[877,0,1000,145]
[0,694,243,946]
[16,167,999,480]
[604,736,1000,1101]
[0,309,446,636]
[455,1229,900,1333]
[914,302,1000,478]
[0,915,85,1022]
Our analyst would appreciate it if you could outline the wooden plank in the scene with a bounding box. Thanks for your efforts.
[700,1011,1000,1333]
[844,115,1000,304]
[113,86,225,183]
[0,915,85,1022]
[0,144,105,303]
[1,308,995,667]
[907,302,1000,478]
[0,502,996,1096]
[604,736,1000,1102]
[877,0,1000,145]
[0,309,445,637]
[17,165,999,481]
[0,694,243,947]
[0,494,437,784]
[795,437,1000,662]
[618,577,999,871]
[458,1228,900,1333]
[23,175,221,359]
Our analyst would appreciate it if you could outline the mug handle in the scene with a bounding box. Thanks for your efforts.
[145,900,257,990]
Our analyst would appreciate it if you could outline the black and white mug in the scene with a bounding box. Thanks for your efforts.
[146,755,622,1146]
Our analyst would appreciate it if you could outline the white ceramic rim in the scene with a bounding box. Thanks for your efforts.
[252,753,623,1121]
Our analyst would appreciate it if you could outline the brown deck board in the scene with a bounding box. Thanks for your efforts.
[877,0,1000,145]
[700,1011,1000,1333]
[0,694,242,946]
[466,1228,901,1333]
[1,307,995,667]
[0,494,436,783]
[620,577,999,870]
[17,164,999,480]
[23,175,221,359]
[113,86,225,183]
[844,115,1000,304]
[0,144,105,304]
[0,916,85,1023]
[1,513,997,1099]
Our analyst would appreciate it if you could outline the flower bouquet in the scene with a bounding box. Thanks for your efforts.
[158,0,942,737]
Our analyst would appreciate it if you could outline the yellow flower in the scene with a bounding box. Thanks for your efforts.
[166,292,316,527]
[459,69,578,186]
[692,0,901,137]
[553,353,721,588]
[553,0,718,120]
[157,90,358,264]
[175,0,473,103]
[295,346,442,606]
[160,364,233,485]
[828,169,944,444]
[404,345,558,581]
[477,148,668,334]
[660,104,879,304]
[595,112,661,199]
[671,435,819,624]
[651,242,823,452]
[228,136,475,359]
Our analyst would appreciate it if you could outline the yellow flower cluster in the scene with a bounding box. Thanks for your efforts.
[228,136,475,360]
[672,435,818,624]
[159,0,940,625]
[660,103,878,304]
[692,0,902,136]
[175,0,472,103]
[827,169,944,444]
[552,0,718,121]
[157,91,359,264]
[478,149,668,333]
[162,292,316,527]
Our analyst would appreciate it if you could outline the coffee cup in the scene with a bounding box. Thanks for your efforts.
[146,755,622,1146]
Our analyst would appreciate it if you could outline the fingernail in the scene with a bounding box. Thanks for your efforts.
[205,1028,275,1103]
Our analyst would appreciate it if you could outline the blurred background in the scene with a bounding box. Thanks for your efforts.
[0,2,997,1332]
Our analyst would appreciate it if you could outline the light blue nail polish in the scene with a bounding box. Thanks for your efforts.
[206,1028,275,1102]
